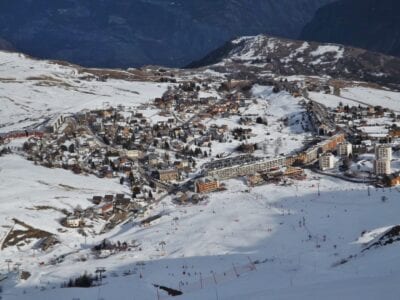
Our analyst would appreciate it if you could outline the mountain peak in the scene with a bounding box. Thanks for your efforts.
[188,34,400,89]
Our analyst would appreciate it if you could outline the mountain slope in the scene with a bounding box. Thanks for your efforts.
[0,0,333,68]
[188,35,400,89]
[1,45,400,300]
[300,0,400,58]
[0,37,14,51]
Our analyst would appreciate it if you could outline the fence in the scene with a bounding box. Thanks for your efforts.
[159,258,257,299]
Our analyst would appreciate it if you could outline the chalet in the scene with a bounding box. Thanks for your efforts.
[384,173,400,187]
[389,129,400,138]
[156,169,179,182]
[66,216,82,228]
[147,153,160,167]
[104,195,114,202]
[115,194,125,201]
[114,197,131,210]
[173,160,190,170]
[92,196,103,205]
[247,173,264,186]
[98,203,114,215]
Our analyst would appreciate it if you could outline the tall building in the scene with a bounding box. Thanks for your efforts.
[319,153,335,171]
[374,159,391,175]
[337,142,353,157]
[375,144,392,161]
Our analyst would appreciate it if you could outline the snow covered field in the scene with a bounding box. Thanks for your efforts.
[0,51,169,132]
[204,85,311,159]
[309,86,400,111]
[1,153,400,299]
[2,49,400,299]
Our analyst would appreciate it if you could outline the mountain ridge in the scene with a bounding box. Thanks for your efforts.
[0,0,334,68]
[187,34,400,89]
[300,0,400,58]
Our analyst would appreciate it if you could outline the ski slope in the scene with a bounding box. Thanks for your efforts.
[1,154,400,299]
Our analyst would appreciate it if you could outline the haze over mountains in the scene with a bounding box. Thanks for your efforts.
[301,0,400,58]
[0,0,334,68]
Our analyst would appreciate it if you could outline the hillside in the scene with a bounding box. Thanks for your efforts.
[0,0,333,68]
[1,40,400,299]
[188,35,400,89]
[300,0,400,58]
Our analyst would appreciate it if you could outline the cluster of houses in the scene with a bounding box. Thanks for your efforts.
[63,193,146,231]
[5,76,400,231]
[304,99,400,185]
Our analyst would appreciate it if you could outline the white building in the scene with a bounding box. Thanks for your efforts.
[337,142,352,157]
[48,114,66,133]
[66,216,82,228]
[319,153,335,171]
[374,159,391,175]
[375,144,392,161]
[126,150,142,160]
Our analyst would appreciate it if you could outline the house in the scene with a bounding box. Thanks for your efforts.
[115,194,125,201]
[173,160,190,170]
[247,173,264,187]
[92,196,103,205]
[114,197,131,210]
[147,153,160,167]
[104,195,114,202]
[384,173,400,187]
[98,203,114,215]
[126,149,142,160]
[66,216,82,228]
[156,169,179,182]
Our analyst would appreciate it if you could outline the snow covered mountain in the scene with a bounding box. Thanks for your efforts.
[188,35,400,89]
[1,39,400,300]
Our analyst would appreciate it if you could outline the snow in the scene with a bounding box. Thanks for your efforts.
[201,85,311,159]
[308,92,363,108]
[341,87,400,112]
[309,86,400,112]
[0,155,127,240]
[309,45,344,65]
[0,51,169,132]
[310,45,344,59]
[2,160,400,299]
[2,48,400,300]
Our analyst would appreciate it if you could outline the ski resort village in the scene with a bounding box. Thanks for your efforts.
[1,37,400,299]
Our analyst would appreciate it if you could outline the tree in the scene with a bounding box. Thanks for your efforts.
[132,186,141,195]
[164,141,170,150]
